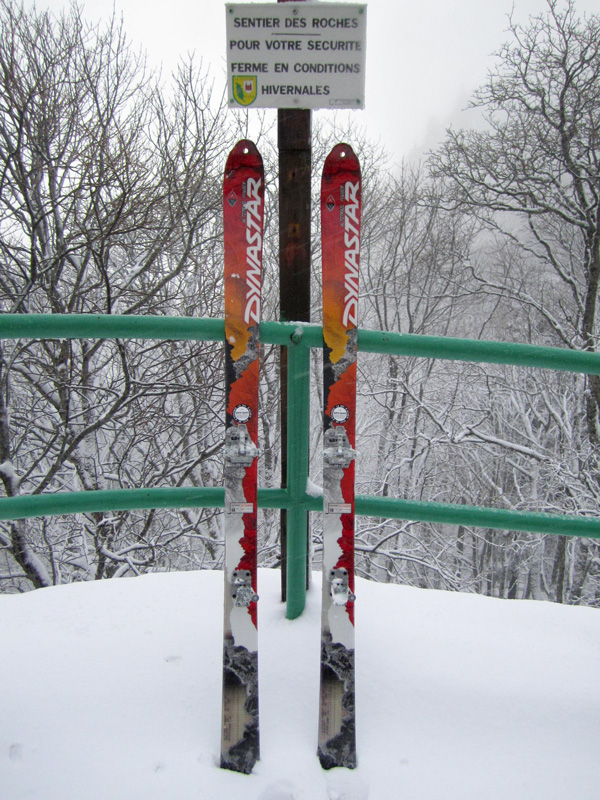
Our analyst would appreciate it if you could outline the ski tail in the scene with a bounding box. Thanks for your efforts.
[221,139,264,774]
[318,143,361,770]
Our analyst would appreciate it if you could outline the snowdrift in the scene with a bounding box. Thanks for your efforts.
[1,568,599,799]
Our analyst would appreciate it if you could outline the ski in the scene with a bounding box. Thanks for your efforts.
[221,139,264,775]
[318,143,361,770]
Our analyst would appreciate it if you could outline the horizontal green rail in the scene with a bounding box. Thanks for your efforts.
[0,486,598,540]
[1,314,600,374]
[2,313,600,616]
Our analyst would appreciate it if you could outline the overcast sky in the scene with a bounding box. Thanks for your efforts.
[38,0,598,162]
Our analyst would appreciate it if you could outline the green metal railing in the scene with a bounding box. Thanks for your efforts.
[2,313,600,618]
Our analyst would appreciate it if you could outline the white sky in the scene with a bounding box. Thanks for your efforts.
[37,0,598,162]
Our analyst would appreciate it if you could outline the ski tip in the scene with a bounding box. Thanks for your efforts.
[329,142,356,159]
[225,139,263,173]
[324,142,360,174]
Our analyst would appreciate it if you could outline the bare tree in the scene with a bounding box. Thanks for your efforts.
[0,1,235,589]
[423,0,600,604]
[430,0,600,438]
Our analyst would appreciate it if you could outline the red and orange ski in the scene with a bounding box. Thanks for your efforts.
[318,143,361,770]
[221,140,264,774]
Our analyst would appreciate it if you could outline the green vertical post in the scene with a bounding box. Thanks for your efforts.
[285,333,311,619]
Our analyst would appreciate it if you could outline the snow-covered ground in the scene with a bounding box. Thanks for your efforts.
[1,568,599,799]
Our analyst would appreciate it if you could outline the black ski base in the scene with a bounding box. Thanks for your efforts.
[221,642,259,774]
[318,714,357,771]
[318,740,357,771]
[220,734,259,775]
[317,639,357,769]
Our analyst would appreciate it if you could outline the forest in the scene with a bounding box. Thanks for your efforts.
[1,0,599,606]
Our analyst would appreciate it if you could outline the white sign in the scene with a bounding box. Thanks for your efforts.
[226,3,367,110]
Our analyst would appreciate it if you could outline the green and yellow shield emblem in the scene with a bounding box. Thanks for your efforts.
[232,76,257,106]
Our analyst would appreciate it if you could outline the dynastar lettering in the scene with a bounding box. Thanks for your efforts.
[244,177,262,325]
[343,180,360,328]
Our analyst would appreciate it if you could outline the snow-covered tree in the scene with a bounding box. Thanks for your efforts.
[0,0,236,588]
[430,0,600,438]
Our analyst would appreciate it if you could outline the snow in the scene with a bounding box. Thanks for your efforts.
[0,461,16,478]
[1,568,599,799]
[306,478,324,498]
[0,461,19,488]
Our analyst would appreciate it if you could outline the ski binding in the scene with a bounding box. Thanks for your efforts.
[224,423,258,467]
[323,425,356,469]
[329,567,356,606]
[231,569,259,607]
